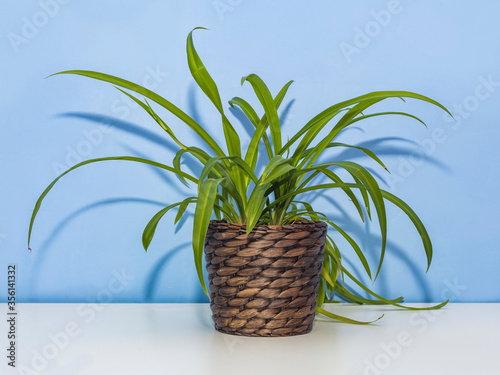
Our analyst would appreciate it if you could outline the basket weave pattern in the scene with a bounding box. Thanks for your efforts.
[204,220,327,337]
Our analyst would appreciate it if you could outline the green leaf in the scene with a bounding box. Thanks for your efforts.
[283,208,328,223]
[273,80,294,109]
[186,27,223,112]
[245,184,269,233]
[352,174,372,221]
[302,99,383,167]
[173,146,213,185]
[193,178,224,296]
[142,197,196,251]
[227,156,259,185]
[261,155,293,180]
[326,161,387,280]
[229,97,273,161]
[243,80,293,172]
[334,282,404,305]
[242,74,282,155]
[199,157,227,186]
[317,282,326,308]
[175,197,197,224]
[291,110,341,165]
[196,156,245,218]
[349,111,428,128]
[317,307,384,325]
[216,194,240,222]
[316,168,366,222]
[229,96,260,125]
[261,161,296,185]
[381,189,433,271]
[325,219,372,280]
[198,156,257,211]
[187,28,241,159]
[320,258,336,289]
[341,266,448,310]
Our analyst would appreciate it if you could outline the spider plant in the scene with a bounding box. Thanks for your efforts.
[28,28,449,323]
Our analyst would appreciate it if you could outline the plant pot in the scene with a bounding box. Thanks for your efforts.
[204,220,327,337]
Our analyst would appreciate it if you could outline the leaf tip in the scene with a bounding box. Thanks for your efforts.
[45,72,59,79]
[190,27,209,35]
[375,314,385,322]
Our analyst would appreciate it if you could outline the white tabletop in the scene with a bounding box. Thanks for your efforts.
[3,303,498,375]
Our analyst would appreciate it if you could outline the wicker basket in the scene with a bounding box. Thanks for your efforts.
[204,220,327,337]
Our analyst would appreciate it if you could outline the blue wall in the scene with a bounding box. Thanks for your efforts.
[1,0,499,303]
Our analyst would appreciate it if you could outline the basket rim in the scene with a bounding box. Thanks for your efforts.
[208,219,327,231]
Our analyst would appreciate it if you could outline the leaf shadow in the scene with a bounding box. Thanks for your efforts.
[143,242,189,302]
[334,137,451,172]
[29,197,167,296]
[56,112,179,153]
[143,243,209,303]
[56,111,202,188]
[119,144,183,190]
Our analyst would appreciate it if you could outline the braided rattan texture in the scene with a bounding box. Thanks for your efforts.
[204,220,327,337]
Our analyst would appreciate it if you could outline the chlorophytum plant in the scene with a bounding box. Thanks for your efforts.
[29,28,450,323]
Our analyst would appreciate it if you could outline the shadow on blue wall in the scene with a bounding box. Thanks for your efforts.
[143,242,188,302]
[142,242,209,303]
[58,112,204,188]
[57,112,179,152]
[29,197,167,300]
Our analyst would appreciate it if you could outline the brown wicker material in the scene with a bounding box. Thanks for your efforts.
[204,220,327,337]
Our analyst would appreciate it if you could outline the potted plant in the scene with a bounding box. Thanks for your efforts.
[29,28,449,337]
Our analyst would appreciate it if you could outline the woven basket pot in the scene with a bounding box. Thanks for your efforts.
[204,220,327,337]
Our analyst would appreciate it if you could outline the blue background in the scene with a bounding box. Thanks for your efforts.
[1,0,499,303]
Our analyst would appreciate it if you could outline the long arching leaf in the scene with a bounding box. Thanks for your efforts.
[381,189,433,271]
[316,307,384,325]
[187,28,241,159]
[28,156,196,249]
[341,266,448,310]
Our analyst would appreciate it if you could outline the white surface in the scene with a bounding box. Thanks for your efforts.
[2,303,498,375]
